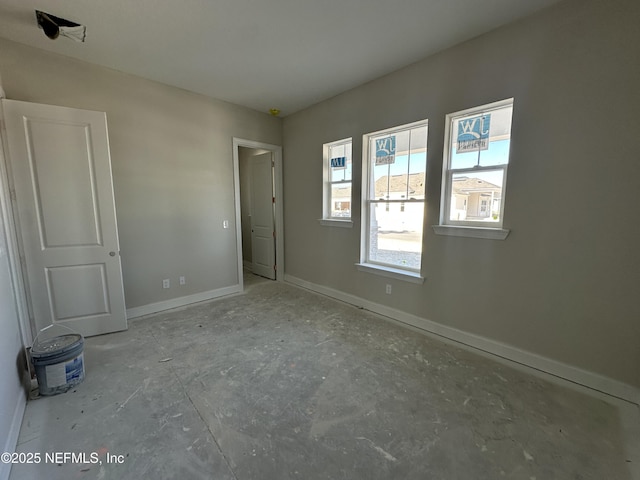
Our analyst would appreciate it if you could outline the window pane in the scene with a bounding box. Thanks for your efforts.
[449,170,504,222]
[363,120,427,273]
[370,126,427,200]
[450,105,513,170]
[325,139,352,220]
[331,183,351,217]
[368,202,423,270]
[329,143,352,182]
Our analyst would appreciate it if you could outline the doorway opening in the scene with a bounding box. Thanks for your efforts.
[232,139,284,286]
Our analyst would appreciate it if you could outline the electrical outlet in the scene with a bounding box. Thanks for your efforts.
[385,284,392,294]
[163,279,170,289]
[223,220,229,229]
[179,276,186,285]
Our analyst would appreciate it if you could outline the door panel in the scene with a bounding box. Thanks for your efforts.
[2,99,127,337]
[27,119,103,248]
[250,153,276,279]
[46,264,110,320]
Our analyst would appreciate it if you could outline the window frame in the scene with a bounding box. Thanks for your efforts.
[358,119,428,281]
[439,99,513,234]
[321,137,353,226]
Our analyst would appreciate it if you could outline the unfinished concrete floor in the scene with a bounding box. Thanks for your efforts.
[9,275,639,479]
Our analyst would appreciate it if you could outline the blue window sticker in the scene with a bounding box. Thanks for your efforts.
[375,136,396,165]
[330,156,346,168]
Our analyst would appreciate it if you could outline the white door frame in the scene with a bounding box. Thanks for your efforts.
[0,102,34,345]
[232,138,284,285]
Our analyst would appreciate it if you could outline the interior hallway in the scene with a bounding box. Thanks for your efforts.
[9,275,639,479]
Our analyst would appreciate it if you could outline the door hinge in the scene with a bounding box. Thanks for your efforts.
[9,189,17,202]
[274,264,277,271]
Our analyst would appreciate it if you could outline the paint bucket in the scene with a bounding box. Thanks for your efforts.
[30,325,85,396]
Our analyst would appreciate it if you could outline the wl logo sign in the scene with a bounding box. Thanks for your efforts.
[457,114,491,153]
[375,136,396,165]
[330,157,346,169]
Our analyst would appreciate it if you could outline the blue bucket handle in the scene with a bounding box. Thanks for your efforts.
[31,324,83,350]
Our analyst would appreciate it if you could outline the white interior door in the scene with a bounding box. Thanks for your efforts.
[250,152,276,279]
[1,99,127,337]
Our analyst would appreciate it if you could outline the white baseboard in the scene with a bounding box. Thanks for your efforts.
[126,285,242,319]
[284,274,640,406]
[1,389,26,480]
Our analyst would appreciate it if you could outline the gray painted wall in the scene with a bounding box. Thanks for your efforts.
[282,0,640,388]
[0,38,282,310]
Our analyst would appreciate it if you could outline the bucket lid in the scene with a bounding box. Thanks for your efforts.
[31,334,83,358]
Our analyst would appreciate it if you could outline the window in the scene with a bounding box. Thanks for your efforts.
[439,99,513,234]
[322,138,352,223]
[360,120,428,278]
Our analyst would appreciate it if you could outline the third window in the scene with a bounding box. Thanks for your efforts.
[440,98,514,228]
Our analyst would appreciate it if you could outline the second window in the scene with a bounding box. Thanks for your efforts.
[362,120,428,273]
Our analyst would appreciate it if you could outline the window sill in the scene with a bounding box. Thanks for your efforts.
[318,219,353,228]
[355,263,425,284]
[432,225,510,240]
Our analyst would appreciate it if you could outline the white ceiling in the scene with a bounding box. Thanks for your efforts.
[0,0,562,116]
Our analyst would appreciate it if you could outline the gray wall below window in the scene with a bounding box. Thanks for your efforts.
[282,0,640,389]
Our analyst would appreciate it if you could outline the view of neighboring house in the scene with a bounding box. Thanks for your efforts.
[450,176,502,221]
[365,171,502,229]
[373,172,425,232]
[331,185,352,217]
